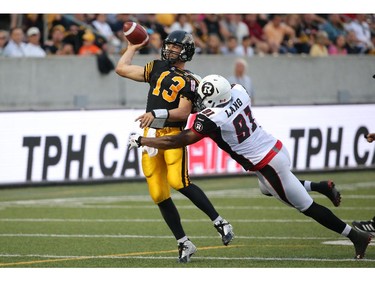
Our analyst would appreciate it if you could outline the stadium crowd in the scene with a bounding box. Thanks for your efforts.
[0,13,374,58]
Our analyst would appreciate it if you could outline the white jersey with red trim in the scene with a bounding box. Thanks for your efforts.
[192,84,278,171]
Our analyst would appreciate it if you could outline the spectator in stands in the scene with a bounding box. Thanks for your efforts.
[56,42,75,55]
[344,14,372,53]
[328,34,348,55]
[63,24,85,54]
[3,27,26,57]
[263,14,297,55]
[22,14,45,45]
[0,29,9,56]
[220,14,249,44]
[227,58,254,99]
[44,24,66,55]
[203,33,223,54]
[110,14,137,54]
[201,14,229,42]
[141,14,169,40]
[169,14,194,34]
[243,14,270,55]
[221,35,239,55]
[293,14,326,54]
[47,14,69,31]
[345,30,364,54]
[300,14,326,36]
[255,14,269,28]
[234,35,255,57]
[104,14,118,27]
[24,27,46,57]
[285,14,312,54]
[309,30,329,57]
[91,14,114,40]
[139,31,162,55]
[188,14,207,50]
[78,30,102,56]
[91,14,121,54]
[110,14,137,35]
[320,14,347,43]
[368,33,375,55]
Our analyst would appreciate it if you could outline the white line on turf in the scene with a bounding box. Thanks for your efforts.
[0,181,374,208]
[0,233,374,243]
[0,218,370,223]
[0,200,374,209]
[0,253,374,263]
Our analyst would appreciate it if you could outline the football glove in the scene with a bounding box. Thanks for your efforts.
[128,133,142,150]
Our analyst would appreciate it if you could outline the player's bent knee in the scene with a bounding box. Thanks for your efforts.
[168,179,185,191]
[151,194,170,204]
[149,190,170,204]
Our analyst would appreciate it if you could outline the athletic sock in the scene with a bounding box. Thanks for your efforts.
[158,198,185,240]
[302,202,346,234]
[213,216,223,224]
[300,180,312,191]
[177,236,189,244]
[179,183,219,221]
[301,180,333,195]
[341,224,352,237]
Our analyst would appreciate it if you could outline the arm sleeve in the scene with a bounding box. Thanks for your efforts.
[191,113,218,137]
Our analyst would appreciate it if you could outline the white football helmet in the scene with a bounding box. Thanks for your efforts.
[195,74,232,110]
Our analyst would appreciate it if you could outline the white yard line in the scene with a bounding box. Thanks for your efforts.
[0,204,374,211]
[0,233,374,242]
[0,196,374,208]
[0,181,374,208]
[0,218,370,223]
[0,253,374,263]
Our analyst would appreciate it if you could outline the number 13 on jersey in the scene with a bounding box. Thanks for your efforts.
[152,71,186,103]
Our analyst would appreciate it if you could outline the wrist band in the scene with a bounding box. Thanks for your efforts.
[150,109,169,128]
[151,109,169,119]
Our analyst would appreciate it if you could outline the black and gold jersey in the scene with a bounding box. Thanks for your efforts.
[144,60,200,128]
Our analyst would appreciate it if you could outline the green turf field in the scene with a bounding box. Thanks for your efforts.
[0,171,374,269]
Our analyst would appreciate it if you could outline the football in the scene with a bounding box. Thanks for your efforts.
[123,22,149,45]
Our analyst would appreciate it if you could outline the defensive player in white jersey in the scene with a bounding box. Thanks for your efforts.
[129,74,372,259]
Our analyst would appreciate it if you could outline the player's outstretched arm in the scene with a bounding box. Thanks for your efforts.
[115,41,146,82]
[141,129,202,149]
[135,98,194,129]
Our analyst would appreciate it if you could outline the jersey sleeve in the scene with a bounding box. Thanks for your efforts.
[191,113,218,137]
[177,78,196,103]
[175,69,199,103]
[144,60,157,83]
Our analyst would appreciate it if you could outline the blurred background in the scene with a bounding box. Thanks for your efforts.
[0,13,374,109]
[0,14,374,186]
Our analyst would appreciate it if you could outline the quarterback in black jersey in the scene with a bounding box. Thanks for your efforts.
[116,30,234,262]
[143,59,199,128]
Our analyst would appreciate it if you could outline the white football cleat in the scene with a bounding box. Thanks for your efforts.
[178,239,197,263]
[214,219,234,246]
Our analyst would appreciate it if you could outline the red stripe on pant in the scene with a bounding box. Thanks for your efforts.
[251,140,282,171]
